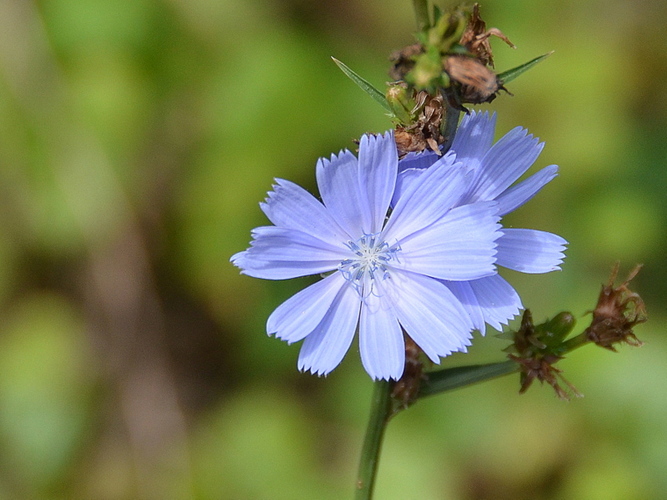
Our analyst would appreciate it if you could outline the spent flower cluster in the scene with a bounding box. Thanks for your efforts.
[585,263,647,351]
[504,263,647,400]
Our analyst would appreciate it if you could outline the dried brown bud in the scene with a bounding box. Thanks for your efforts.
[391,335,426,408]
[508,310,582,400]
[393,91,445,156]
[585,263,646,351]
[459,3,516,67]
[389,43,423,81]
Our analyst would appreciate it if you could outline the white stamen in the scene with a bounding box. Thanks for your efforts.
[339,233,400,297]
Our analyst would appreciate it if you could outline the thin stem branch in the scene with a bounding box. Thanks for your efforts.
[419,325,597,400]
[419,360,519,398]
[440,98,461,153]
[556,332,591,355]
[355,380,393,500]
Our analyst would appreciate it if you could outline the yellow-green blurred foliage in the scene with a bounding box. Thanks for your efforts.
[0,0,665,498]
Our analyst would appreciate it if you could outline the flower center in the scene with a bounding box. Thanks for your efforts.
[339,233,400,296]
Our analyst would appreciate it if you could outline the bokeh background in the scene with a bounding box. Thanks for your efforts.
[0,0,665,498]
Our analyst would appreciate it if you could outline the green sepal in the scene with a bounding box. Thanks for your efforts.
[497,51,554,84]
[418,360,519,399]
[331,57,392,113]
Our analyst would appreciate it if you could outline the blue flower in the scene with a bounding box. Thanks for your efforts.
[395,111,567,335]
[231,132,503,380]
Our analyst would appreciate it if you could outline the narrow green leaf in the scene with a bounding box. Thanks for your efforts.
[412,0,431,31]
[432,4,444,24]
[497,51,554,84]
[331,57,392,113]
[418,360,519,399]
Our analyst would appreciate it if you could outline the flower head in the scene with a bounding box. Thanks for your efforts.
[585,263,646,351]
[395,111,568,334]
[232,132,502,380]
[508,310,582,400]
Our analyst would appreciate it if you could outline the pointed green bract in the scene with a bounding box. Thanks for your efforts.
[412,0,431,31]
[432,4,443,24]
[331,57,393,113]
[497,51,554,84]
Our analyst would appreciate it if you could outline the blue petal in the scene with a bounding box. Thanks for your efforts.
[383,154,468,241]
[358,291,405,380]
[441,280,486,334]
[450,111,496,170]
[357,132,398,233]
[466,127,543,204]
[394,201,501,281]
[268,273,348,344]
[315,149,367,236]
[496,228,567,273]
[496,165,558,216]
[446,274,522,334]
[297,283,361,376]
[397,149,440,173]
[468,274,522,330]
[316,133,397,237]
[261,178,350,245]
[386,271,473,363]
[232,226,344,279]
[391,167,425,207]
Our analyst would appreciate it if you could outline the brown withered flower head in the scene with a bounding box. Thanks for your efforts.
[508,310,582,400]
[459,3,515,68]
[388,43,422,82]
[585,263,647,351]
[391,335,426,410]
[394,90,445,156]
[444,4,515,107]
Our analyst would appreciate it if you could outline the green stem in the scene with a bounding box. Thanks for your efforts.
[440,100,461,154]
[355,380,392,500]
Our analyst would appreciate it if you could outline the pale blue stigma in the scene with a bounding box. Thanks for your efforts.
[339,233,400,296]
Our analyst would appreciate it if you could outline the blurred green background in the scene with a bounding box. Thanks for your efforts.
[0,0,665,498]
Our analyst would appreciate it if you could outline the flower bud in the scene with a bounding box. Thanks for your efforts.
[386,83,415,124]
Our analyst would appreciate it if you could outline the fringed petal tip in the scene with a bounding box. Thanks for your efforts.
[373,373,403,382]
[298,365,332,377]
[359,130,394,149]
[229,250,243,265]
[496,229,568,274]
[496,164,559,216]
